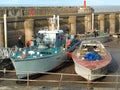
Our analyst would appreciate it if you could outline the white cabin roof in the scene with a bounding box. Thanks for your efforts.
[38,30,63,34]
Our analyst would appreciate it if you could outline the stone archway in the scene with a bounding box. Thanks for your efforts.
[105,20,110,33]
[60,24,69,34]
[76,23,85,34]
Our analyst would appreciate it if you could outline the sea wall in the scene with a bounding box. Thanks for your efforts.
[0,7,120,47]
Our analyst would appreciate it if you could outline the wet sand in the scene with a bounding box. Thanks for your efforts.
[0,37,120,90]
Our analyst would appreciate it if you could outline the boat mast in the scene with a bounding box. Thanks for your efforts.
[51,15,56,30]
[51,15,60,30]
[57,15,59,30]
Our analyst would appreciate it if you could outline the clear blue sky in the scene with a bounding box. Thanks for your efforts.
[0,0,119,7]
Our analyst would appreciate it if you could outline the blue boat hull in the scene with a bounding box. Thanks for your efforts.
[11,51,67,79]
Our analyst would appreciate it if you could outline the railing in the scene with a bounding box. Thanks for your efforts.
[0,7,78,17]
[0,7,119,20]
[0,47,15,60]
[0,69,120,90]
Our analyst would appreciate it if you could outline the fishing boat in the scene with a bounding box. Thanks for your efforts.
[81,12,110,43]
[66,12,110,59]
[10,30,67,79]
[66,31,109,59]
[80,31,110,43]
[10,15,67,79]
[72,40,112,81]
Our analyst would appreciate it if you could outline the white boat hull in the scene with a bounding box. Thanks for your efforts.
[74,62,108,81]
[11,52,67,79]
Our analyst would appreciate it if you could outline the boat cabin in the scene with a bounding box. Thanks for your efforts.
[38,30,66,48]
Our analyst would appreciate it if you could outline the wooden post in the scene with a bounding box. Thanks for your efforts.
[0,21,4,47]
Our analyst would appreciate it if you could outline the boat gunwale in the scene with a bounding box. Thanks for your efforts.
[10,51,65,62]
[73,55,112,71]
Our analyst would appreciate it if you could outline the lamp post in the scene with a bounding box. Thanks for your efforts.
[3,14,7,48]
[119,14,120,33]
[92,13,94,31]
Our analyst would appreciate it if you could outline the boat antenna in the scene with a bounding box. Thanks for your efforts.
[51,15,60,30]
[51,15,56,30]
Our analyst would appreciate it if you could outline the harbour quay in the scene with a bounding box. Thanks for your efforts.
[0,6,120,90]
[0,37,120,90]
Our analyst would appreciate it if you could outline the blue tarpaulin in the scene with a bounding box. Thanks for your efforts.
[84,51,101,61]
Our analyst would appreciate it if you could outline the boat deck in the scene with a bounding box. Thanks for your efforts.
[73,55,111,70]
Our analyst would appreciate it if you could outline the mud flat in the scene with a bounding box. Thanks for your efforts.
[0,37,120,90]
